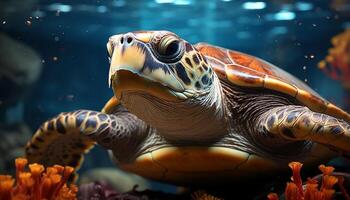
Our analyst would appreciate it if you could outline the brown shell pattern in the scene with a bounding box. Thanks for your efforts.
[195,43,350,123]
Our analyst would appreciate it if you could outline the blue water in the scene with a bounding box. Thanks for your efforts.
[1,0,349,192]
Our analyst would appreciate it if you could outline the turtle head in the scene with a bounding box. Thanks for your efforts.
[107,30,215,101]
[107,30,226,142]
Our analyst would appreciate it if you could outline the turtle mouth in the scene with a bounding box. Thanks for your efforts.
[110,69,195,101]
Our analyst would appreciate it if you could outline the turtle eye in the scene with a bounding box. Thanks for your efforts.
[157,36,182,60]
[107,42,113,57]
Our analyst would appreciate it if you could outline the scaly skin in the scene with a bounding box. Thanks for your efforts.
[262,105,350,152]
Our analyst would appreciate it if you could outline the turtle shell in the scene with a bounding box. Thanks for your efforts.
[195,43,350,123]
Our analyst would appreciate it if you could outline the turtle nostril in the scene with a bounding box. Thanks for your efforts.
[120,37,124,44]
[126,36,133,44]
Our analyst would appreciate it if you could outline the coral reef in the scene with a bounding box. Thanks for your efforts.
[0,158,77,200]
[0,158,222,200]
[78,181,120,200]
[79,167,152,193]
[77,181,223,200]
[318,29,350,89]
[267,162,350,200]
[191,190,223,200]
[78,181,176,200]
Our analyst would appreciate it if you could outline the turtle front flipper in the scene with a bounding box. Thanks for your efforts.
[25,110,99,168]
[261,105,350,153]
[25,106,148,171]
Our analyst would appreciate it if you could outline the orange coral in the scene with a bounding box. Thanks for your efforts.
[318,29,350,89]
[0,158,77,200]
[267,162,347,200]
[289,161,303,198]
[267,193,279,200]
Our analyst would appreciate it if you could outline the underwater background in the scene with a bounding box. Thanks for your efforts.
[1,0,350,198]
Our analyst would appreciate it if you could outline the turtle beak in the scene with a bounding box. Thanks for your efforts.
[108,34,146,88]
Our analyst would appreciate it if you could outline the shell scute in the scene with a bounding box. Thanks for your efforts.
[225,64,264,87]
[227,50,253,66]
[120,152,165,180]
[326,103,350,122]
[264,76,298,97]
[120,147,279,184]
[296,89,328,113]
[205,57,227,78]
[196,43,232,64]
[227,49,277,77]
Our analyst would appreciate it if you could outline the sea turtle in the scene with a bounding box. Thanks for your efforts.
[26,30,350,184]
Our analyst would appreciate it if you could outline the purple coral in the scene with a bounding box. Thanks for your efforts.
[78,182,148,200]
